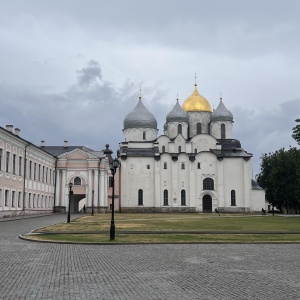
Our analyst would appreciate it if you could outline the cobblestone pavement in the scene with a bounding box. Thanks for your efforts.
[0,214,300,300]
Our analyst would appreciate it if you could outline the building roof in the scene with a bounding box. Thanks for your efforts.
[182,84,212,112]
[41,146,103,157]
[166,99,189,123]
[211,97,233,122]
[123,97,157,129]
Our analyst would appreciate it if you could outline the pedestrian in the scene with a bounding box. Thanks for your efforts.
[215,208,220,216]
[83,205,86,213]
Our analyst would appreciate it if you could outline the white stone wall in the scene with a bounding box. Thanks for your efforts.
[210,121,233,139]
[188,112,211,137]
[123,128,158,142]
[167,122,188,139]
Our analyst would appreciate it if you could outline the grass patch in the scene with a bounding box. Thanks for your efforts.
[29,213,300,243]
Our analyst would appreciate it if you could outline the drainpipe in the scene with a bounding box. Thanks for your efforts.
[22,144,30,211]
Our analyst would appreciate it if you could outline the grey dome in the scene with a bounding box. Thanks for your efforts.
[124,98,157,129]
[166,100,189,123]
[211,99,233,122]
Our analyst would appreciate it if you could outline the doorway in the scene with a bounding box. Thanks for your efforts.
[202,194,212,213]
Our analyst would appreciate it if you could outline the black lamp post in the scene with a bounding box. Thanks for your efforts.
[109,158,120,240]
[67,182,73,223]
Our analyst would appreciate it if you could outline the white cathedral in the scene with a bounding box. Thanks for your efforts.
[119,84,265,213]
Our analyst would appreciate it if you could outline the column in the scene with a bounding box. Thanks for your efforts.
[55,169,61,206]
[61,170,66,207]
[94,169,99,207]
[87,169,93,207]
[100,170,106,207]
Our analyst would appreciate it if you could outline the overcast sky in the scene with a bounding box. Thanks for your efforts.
[0,0,299,176]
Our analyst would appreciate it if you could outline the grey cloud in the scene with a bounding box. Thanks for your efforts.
[76,60,102,87]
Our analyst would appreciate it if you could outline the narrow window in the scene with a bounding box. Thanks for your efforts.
[138,189,143,205]
[196,123,202,134]
[18,156,22,176]
[5,190,9,206]
[12,191,15,207]
[33,194,36,208]
[37,194,40,208]
[24,192,26,208]
[203,178,214,190]
[181,162,185,170]
[0,189,2,207]
[6,151,10,172]
[162,146,165,153]
[42,166,45,182]
[34,162,36,180]
[143,131,146,140]
[147,165,150,169]
[163,189,168,206]
[12,154,16,174]
[231,190,236,206]
[18,192,22,208]
[178,124,182,135]
[29,161,32,178]
[38,164,41,181]
[0,149,2,170]
[194,148,197,154]
[164,162,167,169]
[29,193,32,208]
[221,124,226,139]
[197,162,201,169]
[74,177,81,185]
[181,190,186,206]
[178,146,181,153]
[108,176,113,187]
[46,167,48,183]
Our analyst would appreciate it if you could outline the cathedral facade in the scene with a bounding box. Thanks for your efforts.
[119,84,265,212]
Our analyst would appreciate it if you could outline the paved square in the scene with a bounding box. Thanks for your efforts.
[0,215,299,299]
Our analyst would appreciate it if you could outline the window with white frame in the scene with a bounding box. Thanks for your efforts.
[6,151,10,173]
[18,192,21,208]
[5,190,9,206]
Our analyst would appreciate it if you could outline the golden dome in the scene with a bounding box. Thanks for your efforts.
[182,84,212,112]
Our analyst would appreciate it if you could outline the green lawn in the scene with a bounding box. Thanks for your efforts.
[27,213,300,243]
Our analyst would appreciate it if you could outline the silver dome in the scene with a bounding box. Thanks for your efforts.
[211,99,233,122]
[124,99,157,129]
[166,100,189,123]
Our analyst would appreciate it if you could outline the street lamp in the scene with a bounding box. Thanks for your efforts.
[109,158,120,240]
[67,182,73,223]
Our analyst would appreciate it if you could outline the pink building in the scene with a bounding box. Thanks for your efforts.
[0,125,119,218]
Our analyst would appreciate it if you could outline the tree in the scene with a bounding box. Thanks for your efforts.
[292,119,300,145]
[256,147,300,213]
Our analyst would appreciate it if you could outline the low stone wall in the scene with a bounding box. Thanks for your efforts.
[0,209,52,219]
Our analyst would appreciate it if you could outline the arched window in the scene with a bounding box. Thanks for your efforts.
[143,131,146,140]
[178,124,182,135]
[162,146,165,153]
[194,148,197,154]
[221,124,226,139]
[164,162,167,169]
[163,189,168,206]
[203,178,214,190]
[74,177,81,185]
[231,190,236,206]
[138,189,143,205]
[181,190,186,206]
[196,123,202,134]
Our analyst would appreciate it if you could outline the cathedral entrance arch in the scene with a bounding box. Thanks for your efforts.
[202,194,212,213]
